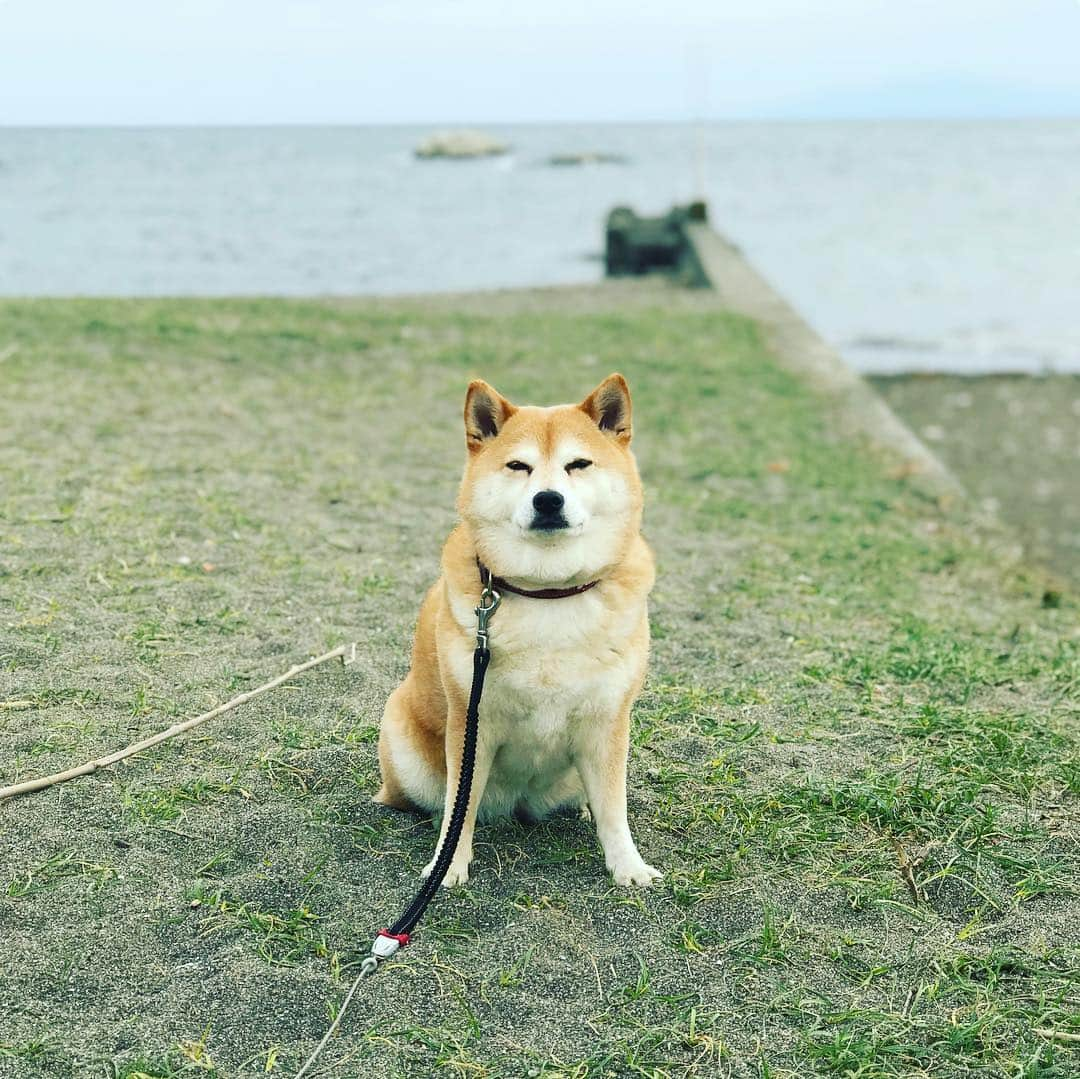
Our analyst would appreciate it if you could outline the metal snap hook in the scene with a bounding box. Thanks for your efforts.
[475,586,500,650]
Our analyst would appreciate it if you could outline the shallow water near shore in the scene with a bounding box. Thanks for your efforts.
[2,120,1079,373]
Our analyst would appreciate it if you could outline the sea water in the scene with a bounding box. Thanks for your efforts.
[2,121,1077,373]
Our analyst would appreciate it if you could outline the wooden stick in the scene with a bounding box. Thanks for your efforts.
[0,643,357,802]
[1035,1028,1080,1044]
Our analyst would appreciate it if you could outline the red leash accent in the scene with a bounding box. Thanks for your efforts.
[378,928,411,947]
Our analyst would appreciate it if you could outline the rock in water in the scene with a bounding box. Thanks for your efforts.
[548,152,628,167]
[415,130,510,160]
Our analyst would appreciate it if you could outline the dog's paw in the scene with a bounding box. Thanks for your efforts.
[611,861,663,887]
[420,858,470,888]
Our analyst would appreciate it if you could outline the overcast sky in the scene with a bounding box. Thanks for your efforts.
[2,0,1079,125]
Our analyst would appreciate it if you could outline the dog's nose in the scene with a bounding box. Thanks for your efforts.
[532,490,565,515]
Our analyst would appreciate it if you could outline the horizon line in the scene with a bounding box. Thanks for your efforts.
[3,113,1080,129]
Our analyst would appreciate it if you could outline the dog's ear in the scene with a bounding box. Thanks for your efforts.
[464,380,516,451]
[580,373,632,444]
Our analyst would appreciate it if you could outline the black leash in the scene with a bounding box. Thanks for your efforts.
[294,575,500,1077]
[362,571,501,971]
[382,645,491,939]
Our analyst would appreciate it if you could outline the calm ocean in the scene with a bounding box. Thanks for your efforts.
[2,122,1078,373]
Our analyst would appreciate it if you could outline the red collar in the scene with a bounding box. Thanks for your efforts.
[477,559,600,600]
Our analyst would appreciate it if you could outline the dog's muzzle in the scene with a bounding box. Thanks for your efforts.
[530,489,569,531]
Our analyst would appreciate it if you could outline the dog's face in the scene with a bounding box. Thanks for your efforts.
[458,374,643,583]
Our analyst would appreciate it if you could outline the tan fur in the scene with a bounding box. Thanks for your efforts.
[375,374,661,887]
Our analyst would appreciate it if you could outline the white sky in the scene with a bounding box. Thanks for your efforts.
[2,0,1079,124]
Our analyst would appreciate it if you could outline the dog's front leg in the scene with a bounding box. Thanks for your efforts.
[421,710,495,888]
[576,704,662,887]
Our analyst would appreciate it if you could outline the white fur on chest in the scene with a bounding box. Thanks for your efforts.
[445,587,646,817]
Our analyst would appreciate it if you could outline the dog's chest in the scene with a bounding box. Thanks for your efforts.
[485,651,602,734]
[478,594,642,756]
[480,657,601,792]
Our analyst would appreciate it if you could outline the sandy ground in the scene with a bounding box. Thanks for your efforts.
[1,283,1078,1078]
[873,374,1080,594]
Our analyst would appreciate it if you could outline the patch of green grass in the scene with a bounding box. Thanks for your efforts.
[126,619,175,663]
[121,776,250,826]
[186,885,335,969]
[111,1058,196,1079]
[0,1035,58,1062]
[7,850,119,898]
[109,1041,226,1079]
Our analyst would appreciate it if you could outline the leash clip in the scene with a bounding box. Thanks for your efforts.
[475,571,501,651]
[360,929,409,977]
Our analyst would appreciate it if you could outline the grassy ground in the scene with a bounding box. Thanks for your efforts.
[1,282,1078,1079]
[872,374,1080,593]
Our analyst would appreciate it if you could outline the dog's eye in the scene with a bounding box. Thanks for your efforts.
[506,460,532,473]
[566,458,593,472]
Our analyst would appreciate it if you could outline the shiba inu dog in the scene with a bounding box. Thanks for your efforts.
[375,373,660,888]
